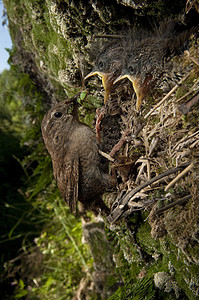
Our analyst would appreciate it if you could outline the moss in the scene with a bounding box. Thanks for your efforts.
[136,221,161,255]
[46,34,71,76]
[116,219,199,299]
[157,239,199,299]
[115,233,199,298]
[4,0,80,98]
[186,243,199,264]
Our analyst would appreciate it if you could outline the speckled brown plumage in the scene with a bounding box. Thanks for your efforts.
[41,100,115,215]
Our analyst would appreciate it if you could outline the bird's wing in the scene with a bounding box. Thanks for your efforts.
[55,155,79,214]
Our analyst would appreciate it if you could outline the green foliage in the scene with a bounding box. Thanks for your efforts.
[0,68,92,299]
[78,93,102,127]
[14,279,28,298]
[28,191,92,299]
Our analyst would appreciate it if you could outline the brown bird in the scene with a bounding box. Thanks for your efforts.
[84,38,125,104]
[114,22,197,110]
[41,98,115,215]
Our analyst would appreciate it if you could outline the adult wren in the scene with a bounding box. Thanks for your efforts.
[41,98,115,215]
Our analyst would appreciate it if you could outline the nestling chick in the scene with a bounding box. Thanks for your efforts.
[84,38,125,103]
[114,21,198,110]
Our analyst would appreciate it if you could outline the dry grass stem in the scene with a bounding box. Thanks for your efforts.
[156,194,192,215]
[172,130,199,152]
[164,162,194,191]
[176,79,199,102]
[98,150,115,162]
[144,72,191,119]
[184,50,199,66]
[107,163,190,223]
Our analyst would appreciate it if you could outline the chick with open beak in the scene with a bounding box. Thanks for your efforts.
[114,40,163,111]
[113,21,197,111]
[84,40,124,104]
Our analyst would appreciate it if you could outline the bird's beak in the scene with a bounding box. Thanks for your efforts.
[84,71,113,104]
[84,71,99,81]
[114,74,143,111]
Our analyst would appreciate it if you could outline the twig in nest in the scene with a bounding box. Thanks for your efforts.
[107,162,190,223]
[98,150,115,162]
[164,162,194,191]
[190,139,199,148]
[184,50,199,66]
[109,129,131,157]
[135,159,147,184]
[185,0,198,13]
[172,130,199,152]
[149,137,159,156]
[176,79,199,103]
[178,92,199,115]
[156,194,192,215]
[144,72,191,119]
[135,158,151,183]
[135,137,159,183]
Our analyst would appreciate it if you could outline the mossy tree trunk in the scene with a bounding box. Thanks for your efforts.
[3,0,199,299]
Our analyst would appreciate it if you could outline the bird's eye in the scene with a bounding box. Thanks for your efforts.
[54,112,62,118]
[98,60,104,69]
[128,65,134,73]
